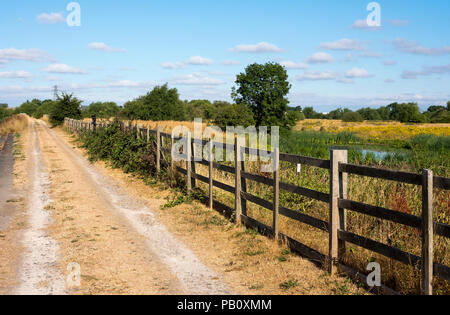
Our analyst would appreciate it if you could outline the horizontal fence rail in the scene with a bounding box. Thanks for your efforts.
[64,118,450,295]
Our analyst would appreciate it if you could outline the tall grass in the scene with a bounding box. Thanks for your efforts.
[0,114,29,135]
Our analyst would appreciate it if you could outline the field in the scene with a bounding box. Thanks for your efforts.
[296,119,450,141]
[75,118,450,295]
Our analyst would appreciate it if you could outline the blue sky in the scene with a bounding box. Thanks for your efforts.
[1,0,449,112]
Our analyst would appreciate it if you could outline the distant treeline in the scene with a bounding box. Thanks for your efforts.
[301,102,450,123]
[3,62,450,127]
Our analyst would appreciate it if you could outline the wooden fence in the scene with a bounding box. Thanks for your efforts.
[64,118,450,295]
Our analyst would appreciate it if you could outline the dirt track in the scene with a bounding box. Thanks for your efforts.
[0,118,366,295]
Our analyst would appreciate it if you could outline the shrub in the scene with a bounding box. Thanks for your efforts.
[342,111,364,122]
[50,93,82,126]
[213,103,255,130]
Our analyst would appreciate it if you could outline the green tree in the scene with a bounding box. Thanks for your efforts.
[342,111,364,122]
[83,102,121,119]
[33,99,56,119]
[303,107,324,119]
[357,107,382,121]
[213,103,255,130]
[123,84,186,121]
[377,106,391,120]
[447,101,450,111]
[185,100,215,121]
[0,105,13,122]
[14,99,41,116]
[388,102,426,123]
[232,62,291,128]
[50,93,82,126]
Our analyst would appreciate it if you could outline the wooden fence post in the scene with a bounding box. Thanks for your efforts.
[208,140,214,210]
[147,128,150,143]
[156,128,161,174]
[329,150,347,275]
[339,151,348,258]
[422,169,434,295]
[235,137,242,224]
[273,147,280,240]
[186,131,192,192]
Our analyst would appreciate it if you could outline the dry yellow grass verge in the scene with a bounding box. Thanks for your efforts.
[0,114,29,135]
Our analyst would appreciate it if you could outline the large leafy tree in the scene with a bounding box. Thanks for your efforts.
[83,102,121,119]
[14,99,41,116]
[388,102,426,123]
[213,103,255,130]
[50,93,82,126]
[232,62,291,128]
[123,84,186,121]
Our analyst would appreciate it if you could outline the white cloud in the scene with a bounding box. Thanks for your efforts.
[307,52,334,64]
[402,64,450,79]
[279,60,309,70]
[37,12,65,24]
[169,73,223,86]
[161,56,214,69]
[392,38,450,55]
[186,56,214,65]
[0,71,33,79]
[221,60,240,66]
[296,71,337,81]
[88,42,127,53]
[161,62,185,69]
[0,48,54,63]
[345,67,371,78]
[228,42,282,53]
[42,64,87,74]
[320,39,364,51]
[353,19,381,31]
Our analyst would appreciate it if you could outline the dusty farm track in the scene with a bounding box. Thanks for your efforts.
[0,119,367,295]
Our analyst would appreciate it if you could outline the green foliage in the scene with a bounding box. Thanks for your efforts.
[388,102,426,123]
[82,102,121,119]
[14,99,41,116]
[303,107,324,119]
[79,122,157,176]
[286,109,305,127]
[123,84,186,121]
[33,99,56,119]
[0,105,13,122]
[213,103,255,130]
[342,111,364,122]
[423,105,450,123]
[184,100,215,121]
[50,93,82,126]
[232,62,291,128]
[357,107,382,121]
[327,108,351,120]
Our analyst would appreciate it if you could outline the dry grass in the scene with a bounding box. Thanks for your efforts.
[0,114,29,136]
[83,118,207,134]
[296,119,450,140]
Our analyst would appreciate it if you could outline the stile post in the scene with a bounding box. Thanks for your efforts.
[273,147,280,240]
[234,137,242,224]
[147,128,150,143]
[339,151,348,258]
[422,169,434,295]
[156,128,161,174]
[329,150,347,275]
[186,131,192,191]
[208,140,214,210]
